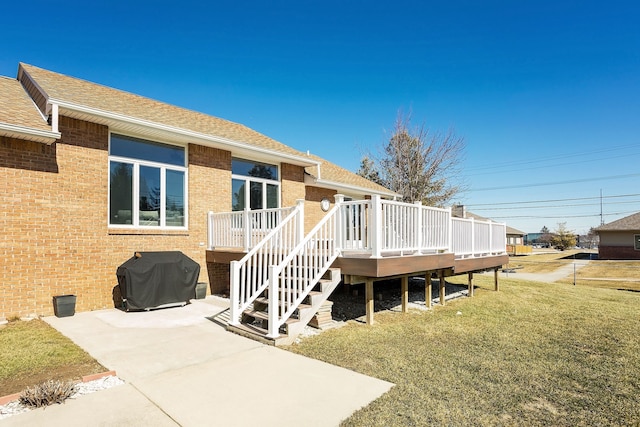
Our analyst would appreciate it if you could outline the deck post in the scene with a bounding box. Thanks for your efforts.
[470,217,475,257]
[243,207,251,252]
[494,267,499,291]
[229,261,240,326]
[438,270,446,305]
[468,272,474,297]
[401,276,409,313]
[365,278,374,325]
[207,211,214,250]
[296,199,305,245]
[425,272,432,308]
[370,195,382,258]
[267,265,279,338]
[414,202,422,254]
[334,194,344,249]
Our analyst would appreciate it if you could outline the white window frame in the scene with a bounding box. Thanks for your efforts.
[108,134,188,229]
[231,158,280,211]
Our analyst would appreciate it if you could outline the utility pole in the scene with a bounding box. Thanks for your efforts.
[600,189,604,226]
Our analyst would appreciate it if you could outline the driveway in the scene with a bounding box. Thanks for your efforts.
[1,297,392,426]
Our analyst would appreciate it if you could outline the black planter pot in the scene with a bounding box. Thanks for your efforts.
[195,282,207,300]
[53,295,77,318]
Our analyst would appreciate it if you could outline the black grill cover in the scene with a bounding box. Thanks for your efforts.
[116,251,200,310]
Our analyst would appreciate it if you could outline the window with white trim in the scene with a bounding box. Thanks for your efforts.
[109,134,187,228]
[231,158,279,211]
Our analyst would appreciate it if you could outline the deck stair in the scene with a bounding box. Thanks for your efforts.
[227,267,341,345]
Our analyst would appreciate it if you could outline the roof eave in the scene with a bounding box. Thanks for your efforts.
[0,122,60,144]
[304,174,400,199]
[51,99,320,168]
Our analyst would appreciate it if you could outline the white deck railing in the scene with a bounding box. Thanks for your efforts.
[228,201,304,326]
[451,217,507,258]
[208,205,297,251]
[209,195,507,259]
[336,196,453,257]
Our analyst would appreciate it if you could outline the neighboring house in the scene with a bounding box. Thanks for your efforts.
[596,212,640,260]
[2,63,508,344]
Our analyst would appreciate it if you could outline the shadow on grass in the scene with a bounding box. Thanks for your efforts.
[329,277,468,322]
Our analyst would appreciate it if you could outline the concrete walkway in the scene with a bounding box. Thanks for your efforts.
[1,297,393,426]
[497,259,591,283]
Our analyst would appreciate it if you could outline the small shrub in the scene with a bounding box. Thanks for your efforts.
[19,379,76,408]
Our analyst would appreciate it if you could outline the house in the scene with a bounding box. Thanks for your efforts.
[596,212,640,260]
[1,63,508,344]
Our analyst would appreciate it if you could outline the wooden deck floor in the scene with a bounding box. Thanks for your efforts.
[206,249,508,278]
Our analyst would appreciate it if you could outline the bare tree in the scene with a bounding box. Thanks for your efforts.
[359,111,466,206]
[356,155,383,186]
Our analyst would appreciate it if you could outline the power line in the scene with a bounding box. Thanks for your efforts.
[466,151,640,177]
[469,173,640,192]
[485,210,638,220]
[465,143,640,173]
[471,199,640,211]
[466,193,640,207]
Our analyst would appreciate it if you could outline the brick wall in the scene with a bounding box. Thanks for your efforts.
[0,117,232,319]
[304,186,337,232]
[598,245,640,260]
[281,162,306,220]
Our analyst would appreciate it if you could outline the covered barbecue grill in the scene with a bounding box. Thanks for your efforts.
[116,251,200,311]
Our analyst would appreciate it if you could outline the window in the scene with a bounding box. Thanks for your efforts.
[231,158,279,211]
[109,134,187,228]
[635,234,640,250]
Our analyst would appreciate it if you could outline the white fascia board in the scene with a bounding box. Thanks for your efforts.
[304,174,400,199]
[51,99,321,168]
[0,122,61,144]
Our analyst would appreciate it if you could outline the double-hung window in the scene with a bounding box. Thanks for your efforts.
[109,134,187,228]
[231,158,279,211]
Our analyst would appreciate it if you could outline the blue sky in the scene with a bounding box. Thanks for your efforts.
[2,0,639,234]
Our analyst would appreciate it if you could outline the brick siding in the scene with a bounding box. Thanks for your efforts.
[0,117,232,319]
[598,245,640,260]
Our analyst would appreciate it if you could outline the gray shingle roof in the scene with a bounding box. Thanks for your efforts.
[18,63,395,196]
[0,76,53,133]
[596,212,640,232]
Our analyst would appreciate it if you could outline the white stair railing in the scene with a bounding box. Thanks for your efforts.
[228,200,304,326]
[266,203,341,338]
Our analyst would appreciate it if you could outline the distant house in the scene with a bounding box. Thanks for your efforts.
[596,212,640,260]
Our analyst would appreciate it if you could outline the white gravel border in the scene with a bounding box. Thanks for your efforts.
[0,375,124,420]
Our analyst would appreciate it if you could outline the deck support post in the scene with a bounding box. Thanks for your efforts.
[438,270,446,305]
[425,273,432,308]
[494,267,499,291]
[468,272,474,297]
[401,276,409,313]
[370,195,382,258]
[365,278,374,325]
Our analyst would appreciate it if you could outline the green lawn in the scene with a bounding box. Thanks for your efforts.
[288,276,640,426]
[0,319,105,396]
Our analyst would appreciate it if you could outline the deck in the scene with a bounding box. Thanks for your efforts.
[205,196,510,340]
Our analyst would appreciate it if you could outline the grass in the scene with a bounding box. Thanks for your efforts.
[506,249,583,273]
[287,276,640,426]
[0,319,106,396]
[558,260,640,291]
